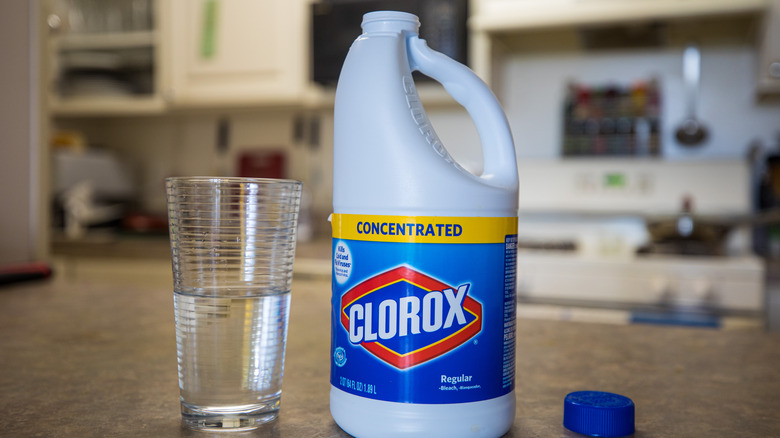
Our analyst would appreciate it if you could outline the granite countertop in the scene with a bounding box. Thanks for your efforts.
[1,277,779,437]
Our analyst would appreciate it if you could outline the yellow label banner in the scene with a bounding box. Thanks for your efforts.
[332,214,518,244]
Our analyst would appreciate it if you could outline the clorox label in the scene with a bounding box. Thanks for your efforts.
[331,214,517,404]
[341,266,482,369]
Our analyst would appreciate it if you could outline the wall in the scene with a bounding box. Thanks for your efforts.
[58,109,333,223]
[0,1,46,264]
[418,39,780,167]
[502,42,780,161]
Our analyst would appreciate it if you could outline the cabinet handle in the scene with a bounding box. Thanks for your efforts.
[47,14,62,31]
[770,62,780,79]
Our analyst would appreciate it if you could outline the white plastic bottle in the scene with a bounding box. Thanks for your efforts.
[330,11,519,438]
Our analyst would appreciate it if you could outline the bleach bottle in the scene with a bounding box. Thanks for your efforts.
[330,11,519,438]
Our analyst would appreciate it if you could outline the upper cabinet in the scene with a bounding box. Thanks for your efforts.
[470,0,768,32]
[470,0,778,97]
[42,0,779,116]
[163,0,309,107]
[758,0,780,96]
[44,0,166,115]
[43,0,310,115]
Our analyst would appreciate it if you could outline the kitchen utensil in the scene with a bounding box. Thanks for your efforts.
[641,196,730,256]
[640,192,780,256]
[675,42,708,146]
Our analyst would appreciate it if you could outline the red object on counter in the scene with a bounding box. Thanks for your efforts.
[0,262,53,286]
[122,212,169,233]
[237,150,286,179]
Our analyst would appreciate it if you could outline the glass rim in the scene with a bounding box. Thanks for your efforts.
[166,176,302,186]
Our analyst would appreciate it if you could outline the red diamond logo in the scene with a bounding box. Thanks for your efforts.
[340,266,482,369]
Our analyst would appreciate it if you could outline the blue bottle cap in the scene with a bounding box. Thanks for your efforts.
[563,391,635,437]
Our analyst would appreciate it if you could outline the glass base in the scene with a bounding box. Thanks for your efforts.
[181,399,280,432]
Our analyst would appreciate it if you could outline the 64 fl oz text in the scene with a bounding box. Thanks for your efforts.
[339,376,377,395]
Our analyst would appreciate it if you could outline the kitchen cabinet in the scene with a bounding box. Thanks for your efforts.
[469,0,771,87]
[758,0,780,96]
[163,0,309,107]
[471,0,767,33]
[43,0,166,116]
[42,0,776,112]
[44,0,311,114]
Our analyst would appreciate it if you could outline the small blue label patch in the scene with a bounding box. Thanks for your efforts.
[334,347,347,367]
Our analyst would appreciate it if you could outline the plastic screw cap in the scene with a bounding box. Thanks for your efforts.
[563,391,635,437]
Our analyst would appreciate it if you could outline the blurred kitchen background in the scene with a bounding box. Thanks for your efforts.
[2,0,780,331]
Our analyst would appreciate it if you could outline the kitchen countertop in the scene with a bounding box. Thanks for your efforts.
[1,276,779,437]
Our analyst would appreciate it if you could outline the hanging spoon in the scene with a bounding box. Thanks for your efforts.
[675,42,708,146]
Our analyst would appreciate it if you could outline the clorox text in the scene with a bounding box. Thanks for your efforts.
[348,284,471,344]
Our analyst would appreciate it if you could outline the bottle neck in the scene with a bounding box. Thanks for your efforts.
[361,11,419,35]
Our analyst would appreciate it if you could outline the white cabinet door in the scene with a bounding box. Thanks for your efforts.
[758,0,780,96]
[165,0,308,106]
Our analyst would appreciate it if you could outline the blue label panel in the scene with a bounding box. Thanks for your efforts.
[330,236,517,404]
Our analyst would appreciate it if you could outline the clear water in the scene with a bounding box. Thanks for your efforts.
[174,291,291,429]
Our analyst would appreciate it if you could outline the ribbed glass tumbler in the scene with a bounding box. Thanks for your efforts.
[166,177,302,431]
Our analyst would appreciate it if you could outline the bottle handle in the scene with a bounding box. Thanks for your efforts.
[407,36,518,190]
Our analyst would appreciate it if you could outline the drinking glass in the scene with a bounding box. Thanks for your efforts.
[166,176,302,431]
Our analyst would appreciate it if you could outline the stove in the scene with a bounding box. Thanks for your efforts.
[516,251,764,313]
[514,160,765,317]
